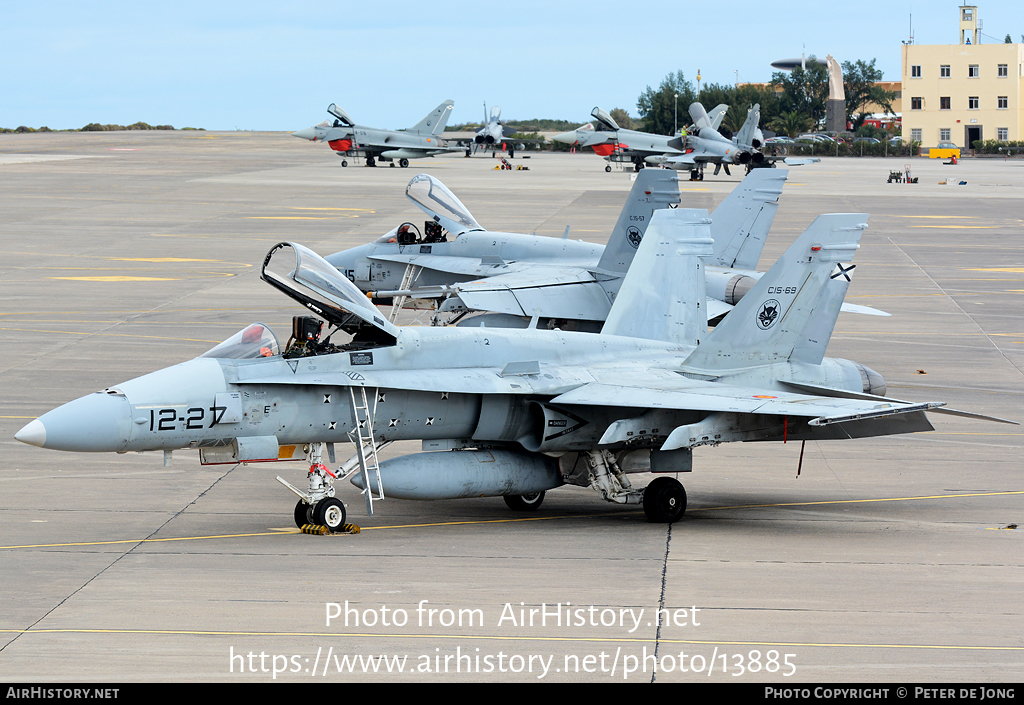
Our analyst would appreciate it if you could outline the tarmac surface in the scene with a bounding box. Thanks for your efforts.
[0,132,1022,683]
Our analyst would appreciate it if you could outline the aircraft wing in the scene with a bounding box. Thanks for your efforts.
[550,380,941,424]
[451,268,612,319]
[229,365,589,397]
[783,157,821,166]
[368,253,511,278]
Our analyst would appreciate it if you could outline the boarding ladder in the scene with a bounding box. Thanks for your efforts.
[344,387,386,515]
[389,264,422,323]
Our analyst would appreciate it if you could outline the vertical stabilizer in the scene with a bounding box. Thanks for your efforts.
[596,169,680,274]
[685,213,868,370]
[412,100,455,135]
[735,104,761,148]
[710,168,788,270]
[601,209,713,346]
[790,261,855,365]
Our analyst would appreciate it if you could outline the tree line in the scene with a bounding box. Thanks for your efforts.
[617,59,896,138]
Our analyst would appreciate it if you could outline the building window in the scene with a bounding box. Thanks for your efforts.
[911,97,923,110]
[998,128,1009,141]
[911,65,922,78]
[911,128,922,142]
[998,96,1008,109]
[940,65,951,78]
[998,64,1008,78]
[940,128,951,141]
[969,65,979,78]
[940,97,951,110]
[962,7,973,21]
[968,96,979,110]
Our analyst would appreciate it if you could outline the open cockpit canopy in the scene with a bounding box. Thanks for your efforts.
[261,242,399,341]
[327,103,355,127]
[405,173,482,237]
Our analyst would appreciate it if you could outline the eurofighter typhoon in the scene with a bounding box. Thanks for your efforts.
[16,209,1014,530]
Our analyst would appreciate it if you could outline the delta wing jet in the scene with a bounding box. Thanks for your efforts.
[326,168,886,330]
[474,103,517,147]
[552,107,684,172]
[663,103,820,181]
[293,101,457,167]
[16,211,1014,529]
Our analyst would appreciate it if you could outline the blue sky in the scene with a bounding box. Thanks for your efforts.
[3,1,1023,131]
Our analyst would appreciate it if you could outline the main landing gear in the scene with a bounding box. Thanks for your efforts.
[579,450,687,523]
[642,477,687,523]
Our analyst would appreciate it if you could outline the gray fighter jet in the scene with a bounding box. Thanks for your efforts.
[325,168,887,330]
[474,103,516,147]
[17,210,1013,528]
[292,101,457,167]
[552,107,684,172]
[554,104,818,179]
[661,103,820,181]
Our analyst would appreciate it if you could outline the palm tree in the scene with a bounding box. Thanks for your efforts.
[771,111,811,138]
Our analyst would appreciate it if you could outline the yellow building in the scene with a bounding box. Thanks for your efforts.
[901,5,1023,150]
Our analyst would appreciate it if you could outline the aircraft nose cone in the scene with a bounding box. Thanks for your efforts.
[551,130,578,146]
[14,419,46,447]
[17,392,133,452]
[292,127,317,140]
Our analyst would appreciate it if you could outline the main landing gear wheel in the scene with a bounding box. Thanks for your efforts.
[503,492,545,511]
[294,499,312,529]
[399,158,409,168]
[643,477,686,523]
[314,497,347,532]
[366,156,376,167]
[341,159,348,167]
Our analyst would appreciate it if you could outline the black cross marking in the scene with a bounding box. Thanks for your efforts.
[329,421,336,430]
[831,263,855,281]
[440,392,449,400]
[389,419,398,427]
[425,417,435,425]
[377,392,386,402]
[323,394,331,404]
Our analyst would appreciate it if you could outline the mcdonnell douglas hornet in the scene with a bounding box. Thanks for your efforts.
[326,168,887,330]
[16,209,1013,529]
[293,101,458,167]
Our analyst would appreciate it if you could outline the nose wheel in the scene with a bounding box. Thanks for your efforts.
[314,498,347,531]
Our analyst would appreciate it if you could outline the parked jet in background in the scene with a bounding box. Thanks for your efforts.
[17,212,1012,529]
[292,101,458,167]
[552,107,683,172]
[554,104,818,178]
[662,103,820,181]
[475,104,516,146]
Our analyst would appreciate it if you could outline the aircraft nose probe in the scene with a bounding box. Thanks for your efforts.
[292,127,317,140]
